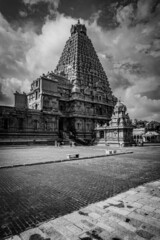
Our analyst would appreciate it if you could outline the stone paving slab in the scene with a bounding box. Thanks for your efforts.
[5,180,160,240]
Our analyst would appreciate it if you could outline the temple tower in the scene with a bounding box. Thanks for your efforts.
[55,20,112,97]
[55,20,116,141]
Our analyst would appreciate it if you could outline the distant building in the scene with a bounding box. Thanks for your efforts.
[146,121,160,132]
[143,131,160,143]
[133,128,145,143]
[133,121,160,144]
[0,21,116,145]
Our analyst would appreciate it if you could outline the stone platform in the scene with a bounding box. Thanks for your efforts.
[6,180,160,240]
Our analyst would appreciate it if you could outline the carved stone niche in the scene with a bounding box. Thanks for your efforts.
[49,99,58,109]
[84,87,90,95]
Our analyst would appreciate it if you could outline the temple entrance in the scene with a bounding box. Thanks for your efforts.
[59,117,69,132]
[59,117,69,140]
[59,118,64,132]
[59,118,64,140]
[100,130,104,139]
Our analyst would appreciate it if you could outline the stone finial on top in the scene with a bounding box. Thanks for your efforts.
[114,99,127,114]
[70,19,87,36]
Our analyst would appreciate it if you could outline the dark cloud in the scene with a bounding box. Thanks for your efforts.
[114,62,144,75]
[140,86,160,100]
[95,1,119,29]
[0,0,24,21]
[0,83,13,105]
[0,0,57,33]
[1,0,159,32]
[0,13,32,80]
[110,74,134,90]
[136,0,159,22]
[58,0,100,20]
[58,0,138,29]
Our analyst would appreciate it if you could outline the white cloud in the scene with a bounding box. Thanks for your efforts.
[0,12,35,104]
[0,78,30,105]
[0,12,77,105]
[23,0,60,9]
[124,89,160,121]
[19,11,28,17]
[116,4,135,26]
[26,14,76,77]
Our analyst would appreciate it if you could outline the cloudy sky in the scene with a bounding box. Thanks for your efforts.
[0,0,160,121]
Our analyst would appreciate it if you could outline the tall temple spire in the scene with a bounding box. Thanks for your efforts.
[55,21,114,101]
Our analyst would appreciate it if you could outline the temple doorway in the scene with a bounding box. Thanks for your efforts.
[59,117,69,133]
[59,118,64,131]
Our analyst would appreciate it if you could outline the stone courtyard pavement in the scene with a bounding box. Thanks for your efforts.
[6,180,160,240]
[0,145,160,239]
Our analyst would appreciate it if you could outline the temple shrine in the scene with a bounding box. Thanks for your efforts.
[95,100,133,146]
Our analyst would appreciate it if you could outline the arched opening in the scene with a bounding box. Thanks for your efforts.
[100,130,104,139]
[35,92,38,100]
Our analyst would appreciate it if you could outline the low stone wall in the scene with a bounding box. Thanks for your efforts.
[0,132,58,145]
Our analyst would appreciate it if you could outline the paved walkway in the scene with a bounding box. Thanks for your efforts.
[6,180,160,240]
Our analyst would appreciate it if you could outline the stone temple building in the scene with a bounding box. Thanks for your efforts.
[95,100,133,146]
[0,20,117,144]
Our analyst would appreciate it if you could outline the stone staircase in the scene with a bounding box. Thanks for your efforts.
[60,131,92,146]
